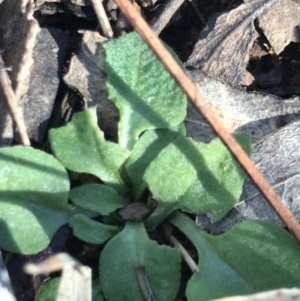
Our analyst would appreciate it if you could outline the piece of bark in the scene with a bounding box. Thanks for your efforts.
[196,120,300,233]
[185,69,300,143]
[258,0,300,55]
[23,28,69,144]
[0,0,38,145]
[64,31,119,138]
[186,0,278,86]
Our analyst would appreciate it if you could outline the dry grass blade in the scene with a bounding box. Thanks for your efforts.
[113,0,300,242]
[0,55,30,146]
[90,0,114,38]
[169,235,199,273]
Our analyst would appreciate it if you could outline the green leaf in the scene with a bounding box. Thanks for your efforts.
[144,133,250,227]
[100,222,181,301]
[125,129,180,200]
[70,183,129,215]
[0,146,69,254]
[104,32,186,149]
[170,211,300,301]
[36,277,60,301]
[69,214,121,244]
[92,278,104,301]
[173,122,186,136]
[49,108,129,195]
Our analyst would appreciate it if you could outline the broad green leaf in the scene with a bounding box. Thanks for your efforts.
[104,32,186,149]
[125,129,180,200]
[69,214,121,244]
[173,122,186,136]
[36,277,60,301]
[69,204,99,219]
[170,211,300,301]
[144,133,250,227]
[93,278,104,301]
[0,146,69,254]
[70,183,129,215]
[49,108,129,195]
[100,222,181,301]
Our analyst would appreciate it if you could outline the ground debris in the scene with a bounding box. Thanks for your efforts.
[258,0,300,55]
[186,0,278,86]
[186,69,300,142]
[63,31,119,139]
[0,0,38,145]
[24,28,69,144]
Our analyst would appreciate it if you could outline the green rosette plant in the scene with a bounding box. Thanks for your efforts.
[2,32,300,301]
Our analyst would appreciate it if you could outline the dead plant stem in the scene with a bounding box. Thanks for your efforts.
[90,0,114,38]
[0,56,30,146]
[169,235,199,273]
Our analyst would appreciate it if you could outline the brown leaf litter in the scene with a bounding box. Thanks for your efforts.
[186,0,279,86]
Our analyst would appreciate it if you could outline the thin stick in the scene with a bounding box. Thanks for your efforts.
[150,0,185,35]
[0,56,30,146]
[90,0,114,38]
[163,222,199,273]
[113,0,300,242]
[169,235,199,273]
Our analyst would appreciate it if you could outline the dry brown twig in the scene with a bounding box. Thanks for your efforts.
[150,0,186,35]
[150,0,204,35]
[0,55,30,146]
[113,0,300,242]
[90,0,114,38]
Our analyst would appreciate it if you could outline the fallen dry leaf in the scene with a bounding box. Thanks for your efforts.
[24,28,69,143]
[186,0,278,86]
[64,31,119,138]
[185,69,300,142]
[0,0,38,145]
[258,0,300,55]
